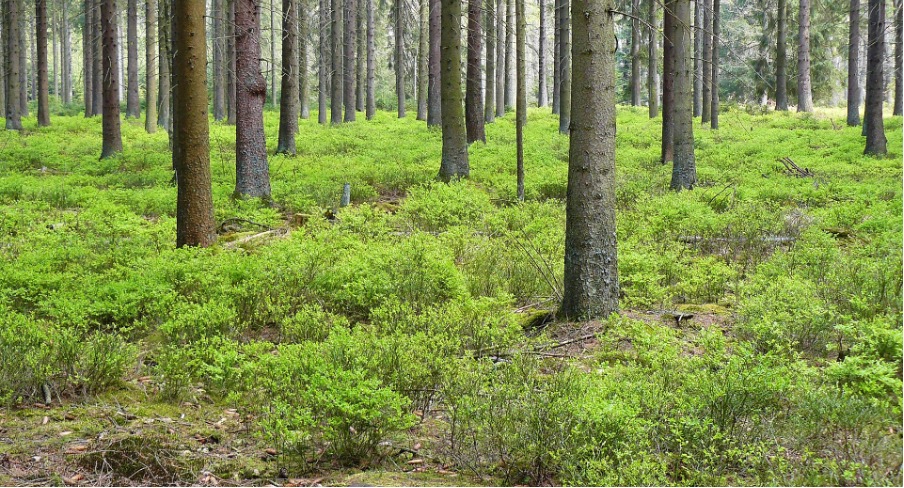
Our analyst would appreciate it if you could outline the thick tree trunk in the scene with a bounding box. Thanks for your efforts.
[562,0,618,320]
[331,0,342,124]
[648,0,659,117]
[427,0,441,125]
[158,0,172,132]
[485,0,496,122]
[661,0,675,163]
[212,0,226,121]
[126,0,139,117]
[504,0,513,109]
[630,0,641,106]
[438,0,469,181]
[775,0,788,110]
[669,0,695,189]
[318,0,328,123]
[495,0,504,117]
[701,0,711,123]
[710,0,719,129]
[145,0,157,133]
[516,0,525,200]
[693,0,702,116]
[552,0,559,114]
[864,0,887,155]
[557,0,570,133]
[466,0,485,143]
[4,0,22,129]
[847,0,861,125]
[299,0,311,118]
[797,0,813,112]
[277,0,299,154]
[366,0,375,119]
[100,0,122,159]
[416,0,428,120]
[235,0,271,197]
[226,0,237,124]
[538,0,546,107]
[172,0,216,248]
[894,0,902,116]
[343,0,356,122]
[36,0,50,126]
[395,0,405,117]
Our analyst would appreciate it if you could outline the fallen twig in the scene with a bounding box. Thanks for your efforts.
[223,228,289,249]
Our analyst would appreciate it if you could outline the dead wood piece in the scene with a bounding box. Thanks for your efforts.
[678,235,796,245]
[223,228,289,249]
[779,157,815,178]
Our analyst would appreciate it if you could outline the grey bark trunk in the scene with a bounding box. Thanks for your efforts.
[776,0,788,110]
[495,0,504,117]
[557,0,570,133]
[343,0,356,122]
[158,0,172,132]
[438,0,469,181]
[427,0,441,125]
[395,0,405,117]
[669,0,695,189]
[864,0,887,155]
[516,0,525,200]
[318,0,328,123]
[648,0,659,117]
[277,0,299,154]
[126,0,139,118]
[416,0,428,120]
[797,0,813,112]
[37,0,50,126]
[212,0,226,121]
[366,0,375,119]
[226,0,237,124]
[847,0,861,125]
[894,0,902,116]
[5,0,22,129]
[661,0,675,162]
[710,0,719,129]
[331,0,342,124]
[145,0,157,133]
[537,0,546,107]
[100,0,122,159]
[485,0,496,122]
[504,0,513,109]
[693,0,702,116]
[630,0,641,106]
[300,0,311,118]
[701,0,711,123]
[466,0,485,143]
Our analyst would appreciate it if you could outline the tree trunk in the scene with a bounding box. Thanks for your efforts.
[538,0,546,107]
[52,5,58,101]
[172,0,216,248]
[416,0,428,120]
[438,0,469,181]
[552,0,559,114]
[158,0,172,132]
[0,1,6,119]
[797,0,813,112]
[226,0,237,124]
[630,0,640,106]
[395,0,405,117]
[504,0,513,109]
[847,0,861,125]
[270,0,277,106]
[277,0,299,154]
[356,3,364,111]
[331,0,342,124]
[299,0,311,118]
[93,0,103,117]
[4,0,22,129]
[100,0,122,159]
[495,0,504,117]
[864,0,887,155]
[125,0,139,117]
[894,0,902,116]
[343,0,356,122]
[84,0,93,116]
[366,0,375,119]
[22,11,30,117]
[693,0,702,116]
[701,0,711,123]
[63,0,72,104]
[36,0,50,126]
[710,0,719,129]
[466,0,486,143]
[146,0,157,133]
[557,0,570,133]
[318,0,328,123]
[669,0,695,189]
[516,0,525,200]
[427,0,440,125]
[212,0,226,121]
[484,0,496,122]
[648,0,659,117]
[235,0,271,197]
[562,0,618,320]
[775,0,788,110]
[661,0,675,163]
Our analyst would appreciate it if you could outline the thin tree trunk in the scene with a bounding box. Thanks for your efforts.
[847,0,861,125]
[5,0,22,129]
[84,0,93,116]
[146,0,157,133]
[158,0,172,132]
[693,0,702,116]
[355,3,364,111]
[427,0,440,125]
[797,0,813,112]
[235,0,271,197]
[277,0,299,154]
[894,0,902,116]
[864,0,887,155]
[466,0,485,143]
[318,0,328,123]
[93,0,103,116]
[438,0,469,181]
[669,0,695,189]
[416,0,428,120]
[648,0,659,117]
[775,0,787,110]
[331,0,342,124]
[172,0,216,248]
[701,0,711,123]
[23,11,30,116]
[485,0,496,122]
[63,0,72,104]
[365,0,375,119]
[226,0,237,124]
[124,0,138,117]
[271,0,277,106]
[557,0,570,133]
[0,1,6,118]
[516,0,525,200]
[661,0,675,163]
[100,0,122,159]
[538,0,546,107]
[52,5,58,101]
[630,0,640,106]
[212,0,226,121]
[395,0,405,117]
[495,0,504,117]
[343,0,356,121]
[710,0,719,129]
[299,0,311,118]
[504,0,513,109]
[37,0,50,126]
[561,0,618,320]
[552,0,559,114]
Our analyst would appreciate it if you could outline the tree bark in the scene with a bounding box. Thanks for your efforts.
[84,0,93,116]
[863,0,887,155]
[4,0,22,129]
[648,0,659,117]
[661,0,675,162]
[62,0,72,104]
[277,0,299,154]
[343,0,356,121]
[775,0,788,110]
[710,0,719,129]
[701,0,711,123]
[485,0,496,122]
[538,0,546,107]
[93,0,103,117]
[356,3,364,111]
[495,0,504,116]
[797,0,813,112]
[226,0,237,124]
[331,0,342,124]
[0,1,6,119]
[146,0,157,133]
[100,0,122,159]
[669,0,695,189]
[516,0,525,200]
[557,0,570,133]
[438,0,469,181]
[504,0,513,109]
[366,0,375,119]
[416,0,428,120]
[299,0,311,118]
[23,10,30,117]
[427,0,441,125]
[630,0,641,106]
[235,0,272,197]
[270,0,277,106]
[847,0,861,125]
[158,0,172,132]
[552,0,559,114]
[395,0,405,117]
[562,0,619,320]
[36,0,50,126]
[894,0,902,116]
[172,0,216,248]
[125,0,139,117]
[318,0,328,123]
[212,0,226,121]
[466,0,486,143]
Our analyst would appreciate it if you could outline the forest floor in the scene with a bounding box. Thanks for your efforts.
[0,106,902,486]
